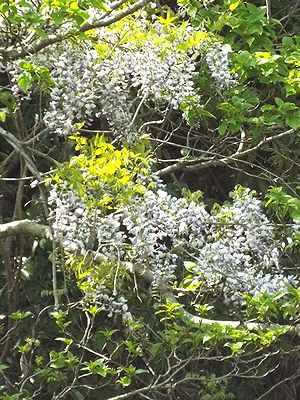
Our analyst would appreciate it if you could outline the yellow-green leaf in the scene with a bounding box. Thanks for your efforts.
[0,111,6,122]
[157,11,177,26]
[229,0,242,11]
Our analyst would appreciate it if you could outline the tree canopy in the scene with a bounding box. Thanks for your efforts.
[0,1,300,399]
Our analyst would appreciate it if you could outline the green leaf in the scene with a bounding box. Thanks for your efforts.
[82,359,108,377]
[229,1,242,11]
[183,261,196,272]
[50,351,67,369]
[52,13,64,26]
[286,111,300,129]
[225,341,244,354]
[0,363,9,371]
[17,71,32,92]
[218,122,228,135]
[274,97,284,107]
[10,310,33,320]
[282,36,294,48]
[19,0,32,7]
[291,209,300,219]
[86,305,100,316]
[34,27,48,39]
[117,376,131,387]
[203,334,213,344]
[90,0,111,11]
[135,368,147,375]
[180,147,190,157]
[0,110,6,122]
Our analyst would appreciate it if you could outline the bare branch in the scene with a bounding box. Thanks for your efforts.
[105,383,171,400]
[266,0,272,20]
[157,129,295,177]
[256,370,300,400]
[0,127,44,183]
[1,220,299,337]
[126,263,300,337]
[0,219,51,239]
[4,0,149,61]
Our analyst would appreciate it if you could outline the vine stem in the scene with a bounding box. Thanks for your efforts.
[1,219,300,336]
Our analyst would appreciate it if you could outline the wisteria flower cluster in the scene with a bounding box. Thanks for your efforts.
[93,285,133,325]
[3,17,201,141]
[292,219,300,239]
[48,186,93,253]
[4,14,237,142]
[42,44,100,136]
[122,189,211,281]
[49,182,297,306]
[48,185,127,254]
[193,189,297,302]
[40,21,201,141]
[205,42,238,89]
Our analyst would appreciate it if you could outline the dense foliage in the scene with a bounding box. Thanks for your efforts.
[0,1,300,399]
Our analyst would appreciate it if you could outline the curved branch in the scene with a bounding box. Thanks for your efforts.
[125,263,300,337]
[0,219,51,239]
[1,219,299,337]
[0,127,44,182]
[157,129,295,177]
[4,0,148,61]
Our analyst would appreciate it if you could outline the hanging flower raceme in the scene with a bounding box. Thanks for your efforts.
[205,42,238,89]
[5,11,237,142]
[49,176,297,308]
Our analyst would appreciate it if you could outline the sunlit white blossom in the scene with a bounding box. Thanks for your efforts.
[49,183,297,305]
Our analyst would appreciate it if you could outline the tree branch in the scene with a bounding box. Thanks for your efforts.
[157,129,295,177]
[1,219,299,337]
[0,219,51,239]
[4,0,149,61]
[0,126,59,306]
[126,263,300,337]
[0,127,44,183]
[105,382,171,400]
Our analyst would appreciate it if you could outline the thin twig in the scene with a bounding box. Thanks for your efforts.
[157,129,295,177]
[4,0,149,60]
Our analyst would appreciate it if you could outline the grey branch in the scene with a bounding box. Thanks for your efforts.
[4,0,149,60]
[105,382,171,400]
[0,127,44,183]
[0,219,51,239]
[157,129,295,177]
[1,219,299,336]
[126,263,300,337]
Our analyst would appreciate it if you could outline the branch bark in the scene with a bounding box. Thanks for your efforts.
[3,0,148,61]
[1,219,299,337]
[127,263,300,337]
[157,129,295,177]
[0,219,51,239]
